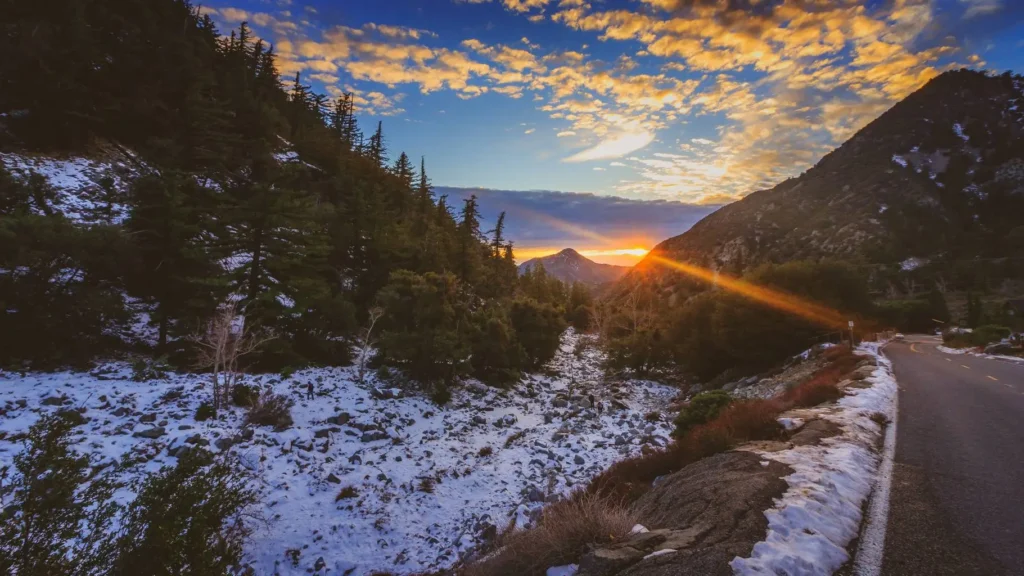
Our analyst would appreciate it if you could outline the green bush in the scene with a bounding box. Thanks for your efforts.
[230,383,257,407]
[377,270,472,390]
[0,413,119,576]
[194,402,215,422]
[509,298,567,370]
[944,325,1011,347]
[112,451,257,576]
[470,306,524,388]
[673,390,733,438]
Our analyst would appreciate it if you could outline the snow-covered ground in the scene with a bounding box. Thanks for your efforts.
[731,342,898,575]
[937,344,1024,364]
[0,331,677,575]
[1,151,140,224]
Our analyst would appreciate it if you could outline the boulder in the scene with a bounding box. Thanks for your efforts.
[133,427,166,439]
[360,431,389,443]
[139,413,157,423]
[326,412,351,426]
[41,396,68,406]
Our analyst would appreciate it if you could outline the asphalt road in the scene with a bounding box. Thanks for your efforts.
[881,335,1024,575]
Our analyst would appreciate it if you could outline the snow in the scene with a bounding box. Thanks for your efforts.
[937,345,1024,364]
[644,549,676,559]
[630,524,650,534]
[546,564,579,576]
[899,257,926,271]
[0,330,676,575]
[891,155,908,168]
[731,342,898,576]
[952,123,969,142]
[0,151,141,224]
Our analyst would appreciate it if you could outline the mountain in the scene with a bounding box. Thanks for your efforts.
[519,248,628,285]
[632,69,1024,286]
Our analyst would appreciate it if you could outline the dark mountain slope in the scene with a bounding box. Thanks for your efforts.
[519,248,628,285]
[632,70,1024,286]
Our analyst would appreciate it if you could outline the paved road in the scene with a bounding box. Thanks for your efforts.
[881,335,1024,575]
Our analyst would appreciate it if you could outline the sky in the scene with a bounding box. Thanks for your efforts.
[202,0,1024,264]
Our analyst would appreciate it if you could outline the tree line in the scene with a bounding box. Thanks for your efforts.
[0,0,592,399]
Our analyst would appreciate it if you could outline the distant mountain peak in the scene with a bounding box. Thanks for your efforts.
[519,248,627,285]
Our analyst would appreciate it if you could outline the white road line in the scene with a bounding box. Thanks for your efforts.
[852,350,899,576]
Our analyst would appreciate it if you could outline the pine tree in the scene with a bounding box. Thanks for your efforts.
[367,121,387,168]
[458,195,482,283]
[125,172,223,350]
[392,152,414,190]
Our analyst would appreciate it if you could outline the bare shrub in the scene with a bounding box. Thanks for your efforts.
[478,446,493,457]
[244,391,293,431]
[465,493,636,576]
[191,302,273,415]
[335,486,359,501]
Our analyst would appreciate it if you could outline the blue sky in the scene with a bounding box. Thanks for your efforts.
[203,0,1023,262]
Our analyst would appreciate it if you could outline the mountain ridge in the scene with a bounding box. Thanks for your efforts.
[629,69,1024,290]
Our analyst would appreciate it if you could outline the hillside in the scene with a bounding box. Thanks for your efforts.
[633,70,1024,286]
[519,248,628,285]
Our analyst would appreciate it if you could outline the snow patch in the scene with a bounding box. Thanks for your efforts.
[891,155,908,168]
[731,343,898,576]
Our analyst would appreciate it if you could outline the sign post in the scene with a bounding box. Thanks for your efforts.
[848,320,855,349]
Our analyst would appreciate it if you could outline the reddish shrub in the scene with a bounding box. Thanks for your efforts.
[587,445,684,501]
[714,399,785,441]
[785,380,842,408]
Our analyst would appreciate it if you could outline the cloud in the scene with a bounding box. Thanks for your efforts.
[437,186,719,251]
[960,0,1002,18]
[524,128,536,134]
[564,130,656,162]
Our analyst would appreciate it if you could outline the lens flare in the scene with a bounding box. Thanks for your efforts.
[646,254,851,329]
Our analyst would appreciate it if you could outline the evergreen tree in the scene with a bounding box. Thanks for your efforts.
[392,152,414,190]
[367,122,387,168]
[126,173,224,349]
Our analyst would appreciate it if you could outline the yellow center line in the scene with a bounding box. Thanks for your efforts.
[911,343,921,353]
[961,365,971,370]
[987,375,999,382]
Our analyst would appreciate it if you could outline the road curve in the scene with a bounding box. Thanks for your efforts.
[880,335,1024,575]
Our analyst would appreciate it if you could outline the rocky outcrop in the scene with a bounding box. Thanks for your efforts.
[578,451,792,576]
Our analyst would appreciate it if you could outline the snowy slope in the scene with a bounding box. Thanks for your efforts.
[0,330,676,575]
[731,342,898,575]
[0,151,143,224]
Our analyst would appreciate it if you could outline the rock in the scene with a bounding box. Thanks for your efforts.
[326,473,341,484]
[133,427,165,439]
[552,398,569,408]
[139,413,157,423]
[111,407,130,417]
[473,415,487,425]
[496,414,517,428]
[313,556,326,571]
[41,396,67,406]
[614,436,627,446]
[16,399,27,408]
[185,434,209,446]
[578,547,646,576]
[314,428,337,438]
[178,424,193,430]
[574,455,585,465]
[527,486,545,502]
[239,427,254,441]
[848,366,876,381]
[326,412,351,426]
[361,431,389,443]
[215,437,236,451]
[789,418,841,447]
